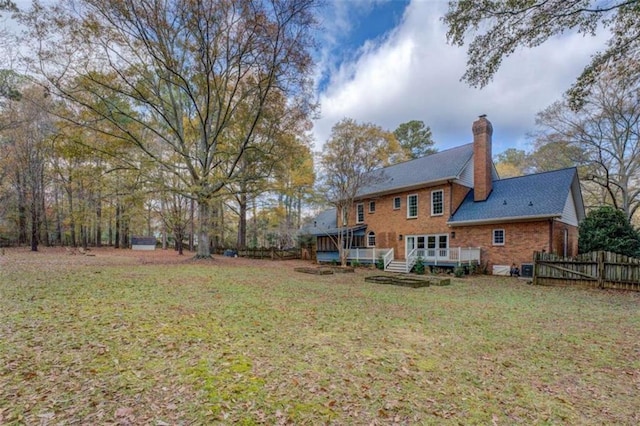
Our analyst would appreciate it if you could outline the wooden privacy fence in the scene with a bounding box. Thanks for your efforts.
[534,251,640,290]
[214,247,301,260]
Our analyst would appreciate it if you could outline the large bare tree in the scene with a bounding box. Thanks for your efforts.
[535,68,640,222]
[17,0,316,257]
[444,0,640,108]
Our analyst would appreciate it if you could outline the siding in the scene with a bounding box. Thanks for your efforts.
[559,192,579,226]
[456,160,474,187]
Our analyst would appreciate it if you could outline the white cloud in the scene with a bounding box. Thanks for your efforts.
[313,0,609,155]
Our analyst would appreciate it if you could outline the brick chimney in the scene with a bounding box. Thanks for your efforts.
[473,114,493,202]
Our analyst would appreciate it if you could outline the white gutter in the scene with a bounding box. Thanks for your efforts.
[447,213,561,226]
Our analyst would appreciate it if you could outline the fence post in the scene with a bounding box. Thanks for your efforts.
[597,251,605,289]
[532,251,538,285]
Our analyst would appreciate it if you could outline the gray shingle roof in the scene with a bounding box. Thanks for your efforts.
[449,168,579,224]
[300,208,369,236]
[357,143,474,197]
[300,208,337,235]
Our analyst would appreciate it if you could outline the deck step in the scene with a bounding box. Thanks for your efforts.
[385,260,408,273]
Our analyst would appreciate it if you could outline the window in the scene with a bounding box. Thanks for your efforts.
[393,197,401,210]
[341,208,347,226]
[369,201,376,213]
[356,203,364,224]
[431,190,444,216]
[317,236,337,252]
[427,235,435,249]
[493,229,505,246]
[367,231,376,247]
[407,194,418,218]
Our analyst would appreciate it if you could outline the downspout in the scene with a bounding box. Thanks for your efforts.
[448,181,453,219]
[548,219,554,254]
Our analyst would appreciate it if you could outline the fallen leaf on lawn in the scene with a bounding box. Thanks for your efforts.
[115,407,134,418]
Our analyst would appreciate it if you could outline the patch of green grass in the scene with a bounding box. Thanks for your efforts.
[1,250,640,424]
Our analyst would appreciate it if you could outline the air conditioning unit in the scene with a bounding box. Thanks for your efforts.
[521,263,533,278]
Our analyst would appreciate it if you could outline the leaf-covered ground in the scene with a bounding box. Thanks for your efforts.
[1,247,639,425]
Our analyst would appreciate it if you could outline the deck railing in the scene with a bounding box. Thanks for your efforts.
[319,247,480,269]
[406,248,418,273]
[410,247,481,266]
[346,247,393,265]
[383,248,394,269]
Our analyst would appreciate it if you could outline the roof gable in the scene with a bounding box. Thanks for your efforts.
[449,168,582,225]
[357,144,474,197]
[300,208,337,235]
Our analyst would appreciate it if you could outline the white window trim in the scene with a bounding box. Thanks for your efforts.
[493,229,505,246]
[369,201,376,213]
[367,231,376,247]
[407,194,418,218]
[431,190,444,216]
[356,203,364,224]
[393,197,401,210]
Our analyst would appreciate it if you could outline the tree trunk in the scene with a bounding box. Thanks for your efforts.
[296,195,302,229]
[196,198,211,258]
[115,202,120,249]
[237,192,247,249]
[122,210,129,248]
[189,198,195,252]
[81,225,88,249]
[30,197,38,252]
[17,173,28,245]
[95,196,102,247]
[54,187,62,246]
[108,206,113,246]
[175,226,184,255]
[67,185,76,247]
[147,202,152,236]
[40,171,49,247]
[161,197,168,250]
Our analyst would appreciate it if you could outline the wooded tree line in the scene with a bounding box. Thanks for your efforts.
[0,0,318,255]
[0,75,316,252]
[2,0,639,256]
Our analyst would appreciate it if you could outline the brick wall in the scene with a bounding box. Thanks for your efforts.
[451,183,471,214]
[450,220,577,269]
[350,182,462,259]
[345,177,579,270]
[472,115,493,202]
[551,220,579,257]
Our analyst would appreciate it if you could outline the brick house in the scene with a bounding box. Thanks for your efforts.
[304,115,585,274]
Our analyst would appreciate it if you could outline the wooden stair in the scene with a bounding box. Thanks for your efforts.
[385,260,408,273]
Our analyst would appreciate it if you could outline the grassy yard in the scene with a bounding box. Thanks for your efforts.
[1,248,639,425]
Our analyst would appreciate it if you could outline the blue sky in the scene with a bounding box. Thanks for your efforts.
[312,0,609,156]
[4,0,608,157]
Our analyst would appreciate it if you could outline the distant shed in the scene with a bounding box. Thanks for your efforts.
[131,236,157,251]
